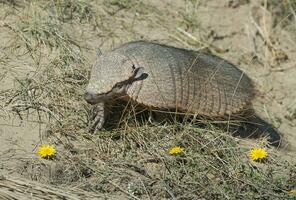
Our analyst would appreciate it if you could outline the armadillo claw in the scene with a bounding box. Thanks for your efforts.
[89,103,105,133]
[89,114,105,133]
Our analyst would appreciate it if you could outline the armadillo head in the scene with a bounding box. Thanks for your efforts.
[84,52,144,105]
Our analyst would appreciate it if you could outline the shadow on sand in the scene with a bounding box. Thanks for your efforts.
[97,101,282,147]
[232,114,282,148]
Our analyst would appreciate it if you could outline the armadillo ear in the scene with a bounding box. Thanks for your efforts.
[96,48,102,57]
[133,67,146,79]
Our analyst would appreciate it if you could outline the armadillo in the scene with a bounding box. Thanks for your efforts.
[84,41,256,131]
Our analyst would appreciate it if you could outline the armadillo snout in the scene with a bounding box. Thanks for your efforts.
[84,91,98,104]
[84,91,111,104]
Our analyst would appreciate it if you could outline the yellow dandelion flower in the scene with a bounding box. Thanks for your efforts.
[169,146,184,155]
[249,148,267,161]
[289,189,296,195]
[38,145,56,159]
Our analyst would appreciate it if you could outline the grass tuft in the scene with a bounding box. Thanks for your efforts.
[46,0,93,23]
[103,0,137,10]
[266,0,296,27]
[25,124,296,199]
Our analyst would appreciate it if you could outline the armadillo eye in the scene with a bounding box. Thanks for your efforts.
[114,83,120,87]
[114,82,124,88]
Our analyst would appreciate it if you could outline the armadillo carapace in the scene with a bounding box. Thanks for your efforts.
[85,41,255,130]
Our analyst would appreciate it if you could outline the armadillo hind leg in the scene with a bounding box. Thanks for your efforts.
[89,102,106,132]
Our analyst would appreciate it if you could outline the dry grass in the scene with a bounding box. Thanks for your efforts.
[0,176,121,200]
[0,0,295,199]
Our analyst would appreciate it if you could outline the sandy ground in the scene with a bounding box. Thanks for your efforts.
[0,0,295,187]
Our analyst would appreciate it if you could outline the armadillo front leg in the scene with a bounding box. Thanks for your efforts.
[89,102,106,132]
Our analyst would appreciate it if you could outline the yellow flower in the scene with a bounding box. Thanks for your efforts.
[169,146,184,155]
[249,148,267,161]
[289,189,296,195]
[38,145,56,159]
